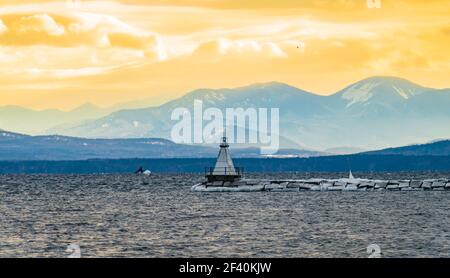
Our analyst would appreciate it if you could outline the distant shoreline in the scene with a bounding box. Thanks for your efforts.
[0,155,450,174]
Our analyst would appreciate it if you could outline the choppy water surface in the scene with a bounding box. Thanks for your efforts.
[1,172,450,258]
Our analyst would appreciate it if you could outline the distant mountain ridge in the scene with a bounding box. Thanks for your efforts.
[0,97,166,136]
[364,140,450,156]
[0,130,322,161]
[2,76,450,151]
[0,103,114,135]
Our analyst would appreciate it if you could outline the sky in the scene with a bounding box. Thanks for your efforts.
[0,0,449,110]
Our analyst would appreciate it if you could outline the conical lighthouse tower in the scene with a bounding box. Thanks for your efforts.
[205,137,242,183]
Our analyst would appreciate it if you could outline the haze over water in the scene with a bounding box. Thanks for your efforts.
[1,173,450,258]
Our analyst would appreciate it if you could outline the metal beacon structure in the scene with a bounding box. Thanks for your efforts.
[205,137,243,183]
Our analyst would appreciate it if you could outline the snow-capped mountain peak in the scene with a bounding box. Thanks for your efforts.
[336,76,430,107]
[341,81,380,107]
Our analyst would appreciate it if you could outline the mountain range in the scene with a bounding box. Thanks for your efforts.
[0,96,166,135]
[0,103,113,135]
[2,76,450,152]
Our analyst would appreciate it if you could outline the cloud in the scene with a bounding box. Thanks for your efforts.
[193,39,287,59]
[0,19,7,34]
[13,14,65,36]
[0,11,167,82]
[0,12,165,57]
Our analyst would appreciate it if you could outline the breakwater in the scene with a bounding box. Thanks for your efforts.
[192,178,450,192]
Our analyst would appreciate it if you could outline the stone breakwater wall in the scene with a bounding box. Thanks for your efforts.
[192,178,450,192]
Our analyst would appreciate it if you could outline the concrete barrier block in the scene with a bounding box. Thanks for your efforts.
[399,183,410,188]
[422,182,432,189]
[334,182,347,187]
[375,182,387,188]
[410,181,422,188]
[358,182,375,188]
[388,180,401,185]
[387,184,399,190]
[265,183,286,190]
[287,183,301,188]
[432,181,445,188]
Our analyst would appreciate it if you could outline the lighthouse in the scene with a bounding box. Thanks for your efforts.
[205,137,243,183]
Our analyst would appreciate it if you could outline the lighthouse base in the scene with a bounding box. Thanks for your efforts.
[205,174,241,183]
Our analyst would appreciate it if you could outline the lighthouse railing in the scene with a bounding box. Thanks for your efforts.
[205,167,244,177]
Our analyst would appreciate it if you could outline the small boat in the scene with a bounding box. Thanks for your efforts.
[135,166,152,176]
[143,170,152,176]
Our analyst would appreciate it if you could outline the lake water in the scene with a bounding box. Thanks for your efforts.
[1,173,450,258]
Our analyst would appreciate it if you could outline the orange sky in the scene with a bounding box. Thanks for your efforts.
[0,0,449,110]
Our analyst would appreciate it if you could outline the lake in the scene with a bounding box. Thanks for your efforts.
[1,172,450,258]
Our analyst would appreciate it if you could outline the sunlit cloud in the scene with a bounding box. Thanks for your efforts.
[0,18,7,34]
[193,39,287,59]
[14,13,65,36]
[0,12,164,52]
